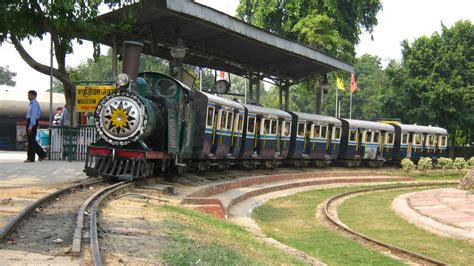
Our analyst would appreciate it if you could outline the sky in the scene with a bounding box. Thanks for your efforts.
[0,0,473,94]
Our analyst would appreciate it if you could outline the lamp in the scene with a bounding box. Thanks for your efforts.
[170,39,186,81]
[170,39,187,61]
[321,74,330,94]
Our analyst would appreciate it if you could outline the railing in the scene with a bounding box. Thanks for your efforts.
[49,126,96,161]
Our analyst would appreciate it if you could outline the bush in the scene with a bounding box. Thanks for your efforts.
[417,157,433,173]
[401,158,415,174]
[469,157,474,168]
[453,157,468,173]
[437,157,453,170]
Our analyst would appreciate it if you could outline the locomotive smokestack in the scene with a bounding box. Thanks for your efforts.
[122,41,144,86]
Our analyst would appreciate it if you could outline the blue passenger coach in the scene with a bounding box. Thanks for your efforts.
[392,124,448,162]
[287,112,341,166]
[338,119,395,167]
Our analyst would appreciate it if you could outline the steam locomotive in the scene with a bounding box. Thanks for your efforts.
[84,42,448,180]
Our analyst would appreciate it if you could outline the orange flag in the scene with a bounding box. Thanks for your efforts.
[350,73,357,93]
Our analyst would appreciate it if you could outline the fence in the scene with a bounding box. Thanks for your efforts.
[49,126,96,161]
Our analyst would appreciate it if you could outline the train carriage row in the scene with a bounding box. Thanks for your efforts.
[85,70,448,180]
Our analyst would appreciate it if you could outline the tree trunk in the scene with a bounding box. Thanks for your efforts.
[10,34,76,126]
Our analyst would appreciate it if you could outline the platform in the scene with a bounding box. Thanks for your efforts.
[0,151,87,188]
[393,187,474,241]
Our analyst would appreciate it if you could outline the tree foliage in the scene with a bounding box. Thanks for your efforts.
[0,0,136,113]
[237,0,382,60]
[0,65,16,86]
[381,21,474,145]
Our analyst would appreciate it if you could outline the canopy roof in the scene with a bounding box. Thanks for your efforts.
[96,0,354,81]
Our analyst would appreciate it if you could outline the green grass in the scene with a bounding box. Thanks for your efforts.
[338,188,474,265]
[154,205,306,265]
[252,186,405,265]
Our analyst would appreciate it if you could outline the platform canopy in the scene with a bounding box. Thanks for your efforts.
[95,0,354,81]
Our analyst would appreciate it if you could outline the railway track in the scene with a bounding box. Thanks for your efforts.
[0,178,110,240]
[322,182,457,266]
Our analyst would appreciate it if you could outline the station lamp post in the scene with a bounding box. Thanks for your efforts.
[170,39,187,82]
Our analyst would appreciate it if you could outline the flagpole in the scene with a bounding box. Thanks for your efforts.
[349,91,352,119]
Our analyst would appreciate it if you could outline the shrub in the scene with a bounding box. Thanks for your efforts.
[469,157,474,168]
[453,157,468,173]
[437,157,453,170]
[417,157,433,173]
[401,158,415,175]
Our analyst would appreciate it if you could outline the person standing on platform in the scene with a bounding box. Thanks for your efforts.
[60,105,68,127]
[25,90,47,162]
[53,107,62,126]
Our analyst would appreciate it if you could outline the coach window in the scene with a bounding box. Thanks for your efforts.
[270,120,278,135]
[401,133,408,144]
[309,124,315,138]
[321,125,328,139]
[217,109,225,130]
[247,116,256,134]
[206,106,215,128]
[282,121,291,137]
[440,136,447,147]
[333,127,341,140]
[236,113,244,132]
[364,131,372,143]
[386,133,394,145]
[414,134,423,145]
[262,119,271,135]
[314,125,321,138]
[297,122,306,137]
[225,111,233,130]
[373,131,379,143]
[349,129,358,142]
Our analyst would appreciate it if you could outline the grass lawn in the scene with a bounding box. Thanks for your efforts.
[338,187,474,265]
[252,186,405,265]
[154,205,306,265]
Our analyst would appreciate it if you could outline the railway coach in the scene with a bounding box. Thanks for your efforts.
[338,119,396,167]
[391,124,448,163]
[287,112,342,167]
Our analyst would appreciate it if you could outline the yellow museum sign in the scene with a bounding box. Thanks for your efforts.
[75,85,115,112]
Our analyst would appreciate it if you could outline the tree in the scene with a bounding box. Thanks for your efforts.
[0,1,136,120]
[382,21,474,145]
[237,0,382,60]
[237,0,382,114]
[0,65,16,86]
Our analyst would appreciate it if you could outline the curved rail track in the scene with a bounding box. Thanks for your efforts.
[323,182,457,266]
[0,178,110,240]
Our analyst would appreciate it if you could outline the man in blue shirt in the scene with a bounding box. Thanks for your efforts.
[25,90,47,162]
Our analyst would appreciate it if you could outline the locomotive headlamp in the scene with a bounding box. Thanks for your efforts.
[116,73,130,88]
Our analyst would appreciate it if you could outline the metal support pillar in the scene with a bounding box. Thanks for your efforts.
[316,86,323,114]
[112,34,117,79]
[279,86,283,109]
[284,85,289,111]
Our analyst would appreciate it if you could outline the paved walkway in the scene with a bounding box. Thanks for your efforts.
[0,151,87,187]
[393,188,474,241]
